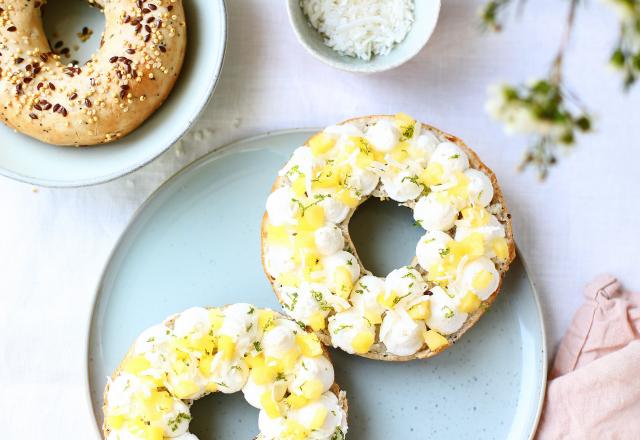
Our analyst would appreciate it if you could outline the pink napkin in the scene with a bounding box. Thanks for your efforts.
[536,275,640,439]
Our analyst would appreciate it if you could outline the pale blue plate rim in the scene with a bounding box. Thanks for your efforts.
[0,0,228,188]
[84,129,548,439]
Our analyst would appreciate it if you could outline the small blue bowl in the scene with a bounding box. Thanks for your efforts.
[287,0,441,73]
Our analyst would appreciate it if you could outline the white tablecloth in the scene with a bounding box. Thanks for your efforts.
[1,0,639,438]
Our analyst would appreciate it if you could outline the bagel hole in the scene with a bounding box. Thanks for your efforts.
[349,198,424,277]
[42,0,104,66]
[189,392,259,438]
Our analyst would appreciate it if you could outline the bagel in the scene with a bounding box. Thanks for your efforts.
[102,304,348,440]
[0,0,186,146]
[261,114,516,361]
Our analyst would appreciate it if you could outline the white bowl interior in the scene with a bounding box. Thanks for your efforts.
[288,0,441,72]
[0,0,226,187]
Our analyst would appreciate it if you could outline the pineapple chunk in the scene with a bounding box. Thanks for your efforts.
[308,133,336,156]
[408,301,431,320]
[333,267,354,298]
[292,176,306,197]
[258,310,275,332]
[296,333,323,357]
[285,393,309,409]
[277,272,300,288]
[250,356,278,385]
[122,355,150,375]
[282,420,309,440]
[308,312,326,331]
[105,414,125,430]
[301,379,324,400]
[217,335,235,361]
[299,205,325,230]
[459,292,482,313]
[424,330,449,351]
[418,162,445,186]
[448,172,470,198]
[198,354,213,376]
[351,331,374,354]
[310,407,328,430]
[260,391,281,419]
[173,380,199,399]
[364,309,382,325]
[377,291,398,309]
[472,270,493,291]
[336,190,359,208]
[395,112,416,128]
[461,206,490,227]
[492,237,509,261]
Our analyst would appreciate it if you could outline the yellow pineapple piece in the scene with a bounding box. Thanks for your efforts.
[105,414,125,430]
[292,176,307,197]
[336,190,359,208]
[461,206,490,227]
[282,420,309,440]
[282,348,301,371]
[364,309,382,325]
[296,333,323,357]
[351,331,374,354]
[312,164,340,189]
[377,291,398,309]
[217,335,235,361]
[333,267,354,298]
[198,354,213,376]
[492,237,509,261]
[472,270,493,291]
[395,112,415,128]
[301,379,323,400]
[260,391,281,419]
[285,393,309,409]
[448,171,470,198]
[277,272,301,288]
[258,309,275,332]
[459,292,482,313]
[122,355,150,375]
[390,144,409,162]
[299,205,325,230]
[418,162,445,186]
[310,407,328,430]
[308,133,335,156]
[173,380,199,399]
[209,309,224,332]
[308,311,326,331]
[250,356,278,385]
[408,302,431,320]
[294,231,317,251]
[459,232,485,258]
[424,330,449,351]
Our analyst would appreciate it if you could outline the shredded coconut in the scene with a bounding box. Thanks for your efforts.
[301,0,415,61]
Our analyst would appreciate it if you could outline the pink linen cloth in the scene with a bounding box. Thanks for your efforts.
[536,275,640,439]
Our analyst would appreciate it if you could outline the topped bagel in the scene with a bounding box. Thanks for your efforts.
[103,304,348,440]
[0,0,186,146]
[261,114,515,361]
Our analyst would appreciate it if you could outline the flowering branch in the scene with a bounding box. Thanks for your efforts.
[606,0,640,88]
[481,0,593,179]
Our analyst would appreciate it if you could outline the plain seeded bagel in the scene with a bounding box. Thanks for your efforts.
[0,0,186,146]
[261,115,516,362]
[103,305,348,440]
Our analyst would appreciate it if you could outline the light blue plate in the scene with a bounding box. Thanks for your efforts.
[0,0,226,187]
[87,130,547,439]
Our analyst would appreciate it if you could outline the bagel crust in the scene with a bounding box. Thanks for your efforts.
[103,305,348,440]
[0,0,186,146]
[261,115,516,362]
